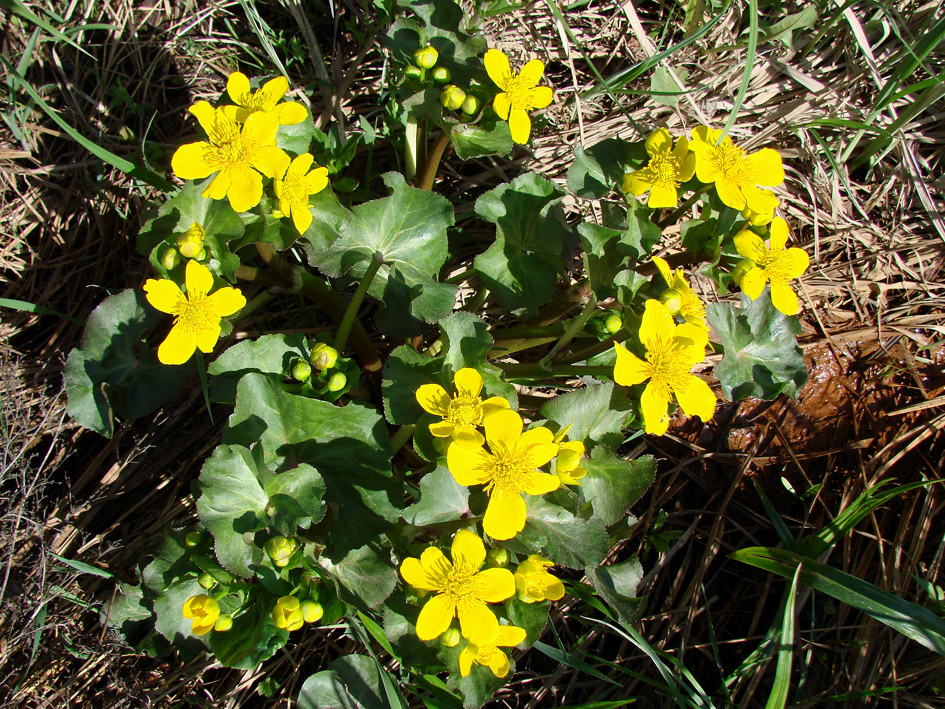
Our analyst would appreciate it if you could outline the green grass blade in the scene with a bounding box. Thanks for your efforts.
[753,480,795,549]
[765,565,801,709]
[49,552,114,579]
[718,0,758,140]
[532,641,620,685]
[731,547,945,656]
[0,0,91,57]
[0,297,82,324]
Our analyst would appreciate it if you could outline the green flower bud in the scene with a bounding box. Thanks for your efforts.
[194,247,208,262]
[265,536,298,568]
[198,572,215,589]
[176,222,206,260]
[660,288,683,314]
[309,342,339,370]
[301,600,324,623]
[184,531,202,548]
[731,258,756,286]
[487,547,509,567]
[431,66,451,84]
[404,64,422,81]
[413,45,438,69]
[291,358,312,382]
[213,614,233,632]
[439,627,461,647]
[602,313,623,334]
[327,372,347,392]
[160,247,180,271]
[460,94,481,115]
[440,84,466,111]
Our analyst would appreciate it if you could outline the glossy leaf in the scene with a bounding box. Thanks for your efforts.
[581,448,656,527]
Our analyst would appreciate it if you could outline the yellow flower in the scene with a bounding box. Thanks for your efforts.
[652,256,709,345]
[399,529,515,646]
[272,595,304,631]
[416,368,510,447]
[741,188,777,226]
[484,48,553,144]
[733,217,810,316]
[223,71,308,125]
[614,300,716,436]
[182,594,220,636]
[143,260,246,365]
[514,554,564,603]
[623,128,695,209]
[459,625,526,678]
[688,125,783,212]
[446,409,559,540]
[171,101,289,213]
[273,153,329,234]
[552,425,586,486]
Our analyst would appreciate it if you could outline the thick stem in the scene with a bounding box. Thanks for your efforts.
[539,296,598,366]
[496,362,614,379]
[335,251,385,355]
[554,332,626,365]
[417,131,451,190]
[491,325,566,339]
[657,184,710,228]
[389,424,416,455]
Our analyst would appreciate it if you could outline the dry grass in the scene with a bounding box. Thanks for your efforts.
[0,0,943,706]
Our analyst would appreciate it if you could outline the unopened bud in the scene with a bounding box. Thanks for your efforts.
[460,94,481,115]
[731,258,756,286]
[327,372,347,392]
[198,572,215,589]
[301,600,324,623]
[184,531,202,548]
[291,358,312,382]
[272,595,304,631]
[176,223,206,259]
[431,66,451,85]
[160,248,180,271]
[602,313,622,334]
[487,547,509,567]
[213,614,233,632]
[265,536,299,568]
[440,627,461,647]
[414,45,438,69]
[309,343,339,370]
[440,84,466,111]
[404,65,422,81]
[660,288,683,314]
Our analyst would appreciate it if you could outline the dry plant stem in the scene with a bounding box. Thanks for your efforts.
[417,131,452,190]
[334,251,385,355]
[249,243,381,372]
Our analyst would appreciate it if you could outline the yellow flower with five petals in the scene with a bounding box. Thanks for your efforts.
[273,153,329,234]
[171,101,289,213]
[459,625,526,678]
[614,300,716,436]
[514,554,564,603]
[446,409,559,540]
[733,217,809,316]
[144,260,246,365]
[416,368,510,446]
[484,48,553,144]
[223,72,308,125]
[399,529,515,646]
[652,256,709,345]
[688,125,783,213]
[623,128,695,208]
[182,594,220,636]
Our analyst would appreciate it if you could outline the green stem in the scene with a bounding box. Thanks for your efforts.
[554,331,626,365]
[418,131,451,190]
[389,424,416,454]
[491,324,566,339]
[658,184,710,228]
[523,279,592,327]
[496,362,614,380]
[335,251,385,355]
[239,290,274,319]
[539,296,598,367]
[487,336,559,360]
[461,286,489,313]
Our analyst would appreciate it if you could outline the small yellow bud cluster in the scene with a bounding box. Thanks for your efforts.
[265,535,300,568]
[272,588,323,632]
[405,45,450,85]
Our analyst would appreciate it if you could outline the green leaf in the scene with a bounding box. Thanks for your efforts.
[448,652,512,709]
[539,382,633,449]
[382,345,444,425]
[208,333,309,404]
[473,172,572,315]
[506,597,549,647]
[208,599,288,669]
[224,373,401,553]
[276,110,317,155]
[731,547,945,656]
[383,597,443,670]
[373,266,459,337]
[706,290,807,401]
[302,172,455,335]
[566,138,643,199]
[403,465,470,525]
[317,543,398,611]
[586,557,645,623]
[298,654,395,709]
[195,444,269,577]
[450,117,513,160]
[151,575,207,654]
[106,582,154,645]
[266,463,327,534]
[649,65,689,107]
[518,497,608,569]
[439,312,517,406]
[608,201,662,263]
[64,289,189,437]
[760,6,818,47]
[581,448,656,526]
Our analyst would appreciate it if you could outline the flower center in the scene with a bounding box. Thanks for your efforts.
[443,566,476,602]
[759,250,793,282]
[207,125,251,168]
[646,337,693,388]
[505,77,534,109]
[241,90,272,112]
[649,150,682,185]
[174,294,217,334]
[485,448,527,493]
[712,141,748,178]
[447,395,482,427]
[282,173,311,209]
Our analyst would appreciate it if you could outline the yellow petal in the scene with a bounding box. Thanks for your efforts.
[691,125,715,143]
[733,229,768,262]
[613,341,649,387]
[779,247,810,279]
[678,152,696,182]
[185,259,214,297]
[454,368,483,398]
[768,217,789,250]
[492,91,511,120]
[158,323,197,365]
[416,594,455,641]
[451,425,485,447]
[474,567,515,602]
[305,167,329,194]
[672,134,690,159]
[645,128,672,157]
[714,177,746,210]
[171,142,215,180]
[521,471,560,495]
[275,101,309,125]
[195,319,222,353]
[742,183,779,215]
[227,71,251,104]
[487,651,510,678]
[242,111,280,148]
[508,108,532,144]
[740,267,768,300]
[527,85,553,110]
[640,381,671,436]
[652,256,673,287]
[692,146,723,184]
[261,75,290,105]
[291,203,313,233]
[673,374,716,423]
[484,49,512,89]
[416,383,451,416]
[429,420,456,438]
[253,145,290,179]
[638,299,675,351]
[519,440,558,470]
[451,528,486,570]
[202,170,231,201]
[288,152,315,176]
[187,100,218,137]
[483,488,526,541]
[457,600,500,646]
[622,169,653,197]
[143,278,184,314]
[191,618,215,636]
[205,286,247,317]
[518,59,545,87]
[483,409,523,451]
[647,181,677,209]
[446,444,492,486]
[226,165,263,213]
[675,322,709,351]
[496,625,527,647]
[459,646,475,677]
[400,557,438,590]
[481,396,510,415]
[745,147,784,187]
[770,280,800,315]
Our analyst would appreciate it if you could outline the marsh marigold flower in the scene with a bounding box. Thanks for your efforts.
[623,128,695,209]
[552,426,586,486]
[446,409,559,540]
[614,300,716,436]
[399,529,515,646]
[171,101,289,213]
[689,125,783,213]
[144,260,246,365]
[514,554,564,603]
[652,256,709,345]
[182,594,220,636]
[459,625,526,678]
[733,217,810,316]
[416,368,510,446]
[484,48,553,144]
[272,595,304,631]
[223,71,308,125]
[273,153,329,234]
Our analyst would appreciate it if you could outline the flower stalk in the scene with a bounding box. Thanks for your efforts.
[335,251,385,355]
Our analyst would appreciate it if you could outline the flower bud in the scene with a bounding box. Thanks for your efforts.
[198,572,215,589]
[160,247,180,271]
[213,614,233,632]
[176,222,206,260]
[439,627,461,647]
[413,45,438,69]
[301,600,324,623]
[440,84,466,111]
[404,65,422,81]
[659,288,683,314]
[194,247,208,262]
[309,342,339,370]
[291,358,312,382]
[460,94,481,115]
[265,536,299,568]
[327,372,347,392]
[431,66,451,85]
[602,313,622,334]
[731,258,756,286]
[272,595,304,631]
[184,531,202,548]
[486,547,509,568]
